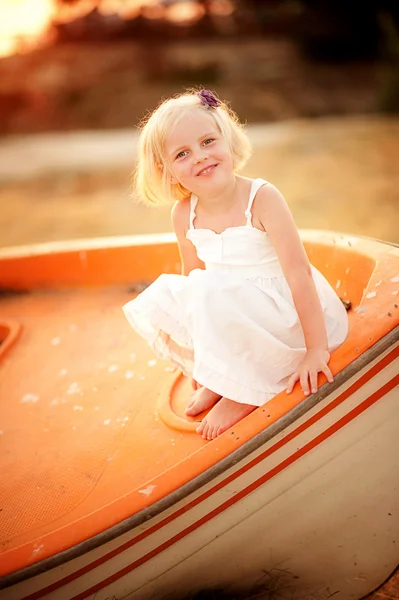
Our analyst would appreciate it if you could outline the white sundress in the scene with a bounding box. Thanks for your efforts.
[123,178,349,406]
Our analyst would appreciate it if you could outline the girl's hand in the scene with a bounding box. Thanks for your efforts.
[286,349,333,396]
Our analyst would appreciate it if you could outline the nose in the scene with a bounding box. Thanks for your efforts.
[193,148,208,164]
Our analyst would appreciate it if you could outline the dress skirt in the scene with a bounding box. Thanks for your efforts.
[123,266,349,407]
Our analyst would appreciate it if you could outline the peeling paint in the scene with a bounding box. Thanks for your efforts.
[103,419,111,425]
[108,365,118,373]
[67,382,81,395]
[51,337,61,346]
[31,544,44,559]
[21,393,39,404]
[390,275,399,283]
[125,370,134,379]
[355,306,367,314]
[73,405,84,411]
[335,280,341,289]
[138,485,156,496]
[59,368,68,376]
[148,359,157,367]
[366,291,377,299]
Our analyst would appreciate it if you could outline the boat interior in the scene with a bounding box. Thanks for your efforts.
[0,231,398,579]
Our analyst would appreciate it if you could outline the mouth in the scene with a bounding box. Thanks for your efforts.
[196,164,218,176]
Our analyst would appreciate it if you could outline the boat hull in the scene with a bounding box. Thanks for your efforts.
[2,337,398,600]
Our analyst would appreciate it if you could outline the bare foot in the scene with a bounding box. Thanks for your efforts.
[185,387,221,417]
[196,397,256,440]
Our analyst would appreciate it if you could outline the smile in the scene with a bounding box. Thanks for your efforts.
[197,164,217,176]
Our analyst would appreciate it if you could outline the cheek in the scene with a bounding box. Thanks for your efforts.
[219,144,233,163]
[174,161,192,179]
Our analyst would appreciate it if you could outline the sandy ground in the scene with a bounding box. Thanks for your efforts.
[0,116,398,248]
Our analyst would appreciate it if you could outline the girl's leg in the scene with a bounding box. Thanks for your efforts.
[185,386,222,416]
[196,398,256,440]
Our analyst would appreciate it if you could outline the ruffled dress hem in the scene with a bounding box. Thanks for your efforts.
[123,295,194,373]
[123,294,283,407]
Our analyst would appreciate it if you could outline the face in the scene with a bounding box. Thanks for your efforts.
[164,109,234,196]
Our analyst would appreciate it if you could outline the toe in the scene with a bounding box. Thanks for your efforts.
[201,422,209,440]
[196,420,205,435]
[211,426,219,440]
[207,426,215,441]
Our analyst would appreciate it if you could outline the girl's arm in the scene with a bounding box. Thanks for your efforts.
[256,184,334,395]
[171,200,205,276]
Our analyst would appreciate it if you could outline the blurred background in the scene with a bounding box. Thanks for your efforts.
[0,0,398,248]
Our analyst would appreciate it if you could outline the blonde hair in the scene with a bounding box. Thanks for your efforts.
[134,90,252,205]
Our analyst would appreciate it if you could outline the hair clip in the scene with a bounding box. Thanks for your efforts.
[197,89,221,109]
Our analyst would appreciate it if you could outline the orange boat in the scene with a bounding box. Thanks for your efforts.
[0,230,398,600]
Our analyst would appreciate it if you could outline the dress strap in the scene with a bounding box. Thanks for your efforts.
[245,178,268,226]
[189,194,198,230]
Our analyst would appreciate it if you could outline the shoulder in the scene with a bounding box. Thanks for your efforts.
[255,182,286,207]
[252,182,290,227]
[171,197,191,237]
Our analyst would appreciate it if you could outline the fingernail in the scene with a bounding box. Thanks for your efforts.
[304,391,309,395]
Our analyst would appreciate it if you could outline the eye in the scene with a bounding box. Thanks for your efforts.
[203,138,215,146]
[176,150,188,160]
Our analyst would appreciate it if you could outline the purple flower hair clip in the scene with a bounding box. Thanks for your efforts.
[197,89,221,109]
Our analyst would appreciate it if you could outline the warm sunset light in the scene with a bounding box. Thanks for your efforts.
[210,0,234,17]
[0,0,55,57]
[101,0,137,16]
[0,0,234,59]
[107,0,157,18]
[166,2,205,24]
[0,0,156,57]
[56,0,97,22]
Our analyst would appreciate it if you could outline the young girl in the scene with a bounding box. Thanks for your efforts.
[123,89,349,441]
